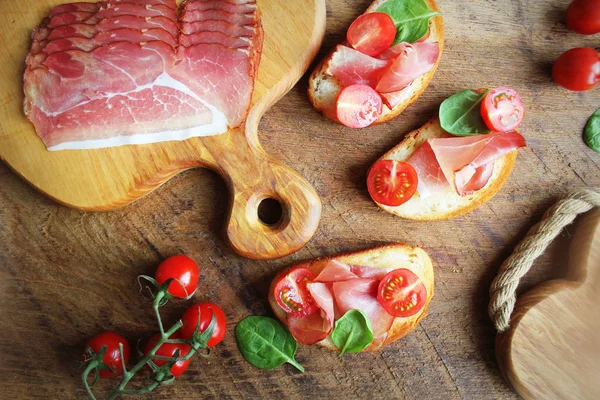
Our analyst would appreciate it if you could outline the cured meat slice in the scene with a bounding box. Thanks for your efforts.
[287,283,335,345]
[96,16,179,37]
[181,9,257,25]
[349,265,395,280]
[47,11,95,28]
[324,45,391,88]
[180,32,251,48]
[47,23,97,40]
[48,2,100,18]
[96,3,177,20]
[173,43,259,127]
[24,0,264,150]
[315,260,359,282]
[409,131,526,197]
[44,29,178,55]
[376,41,440,93]
[180,20,255,37]
[408,141,450,198]
[111,0,177,8]
[184,0,256,14]
[332,279,394,344]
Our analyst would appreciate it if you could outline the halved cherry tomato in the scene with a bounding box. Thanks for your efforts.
[155,255,199,298]
[367,160,418,207]
[480,88,525,132]
[347,12,397,57]
[273,267,318,318]
[84,332,130,378]
[144,333,191,377]
[179,302,227,347]
[552,48,600,92]
[377,269,427,318]
[566,0,600,35]
[336,84,383,128]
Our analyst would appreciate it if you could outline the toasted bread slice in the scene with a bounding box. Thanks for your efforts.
[268,244,434,352]
[308,0,444,125]
[374,118,518,220]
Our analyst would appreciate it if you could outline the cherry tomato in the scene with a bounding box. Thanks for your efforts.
[480,88,525,132]
[273,267,318,318]
[144,333,191,377]
[84,332,130,378]
[566,0,600,35]
[155,255,199,298]
[347,12,397,57]
[377,269,427,317]
[179,303,227,347]
[335,84,383,128]
[552,48,600,92]
[367,160,418,207]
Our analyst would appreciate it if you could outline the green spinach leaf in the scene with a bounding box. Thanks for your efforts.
[377,0,441,44]
[331,310,374,356]
[584,108,600,153]
[235,316,304,372]
[439,89,492,136]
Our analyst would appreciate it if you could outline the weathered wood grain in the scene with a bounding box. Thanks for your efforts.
[1,0,599,399]
[496,209,600,400]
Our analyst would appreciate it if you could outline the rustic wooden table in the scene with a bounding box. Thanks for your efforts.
[1,0,599,398]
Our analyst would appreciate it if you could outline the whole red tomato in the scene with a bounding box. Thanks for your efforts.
[144,333,191,377]
[566,0,600,35]
[84,332,130,378]
[179,303,227,347]
[155,255,199,298]
[552,48,600,91]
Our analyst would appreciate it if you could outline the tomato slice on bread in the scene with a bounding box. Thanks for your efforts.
[347,12,397,57]
[480,88,525,132]
[367,160,418,207]
[377,269,427,317]
[336,84,383,128]
[273,267,318,318]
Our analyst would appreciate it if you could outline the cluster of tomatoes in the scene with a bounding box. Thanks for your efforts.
[84,255,227,378]
[552,0,600,92]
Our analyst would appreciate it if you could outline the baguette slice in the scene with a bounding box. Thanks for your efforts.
[268,244,434,352]
[308,0,444,125]
[374,117,518,220]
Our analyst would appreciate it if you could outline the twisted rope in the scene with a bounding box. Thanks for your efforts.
[488,188,600,333]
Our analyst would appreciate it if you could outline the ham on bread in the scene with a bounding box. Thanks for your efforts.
[269,244,435,352]
[373,117,525,220]
[308,0,444,125]
[23,0,263,151]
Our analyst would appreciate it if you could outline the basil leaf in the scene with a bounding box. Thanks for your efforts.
[377,0,441,44]
[584,108,600,153]
[331,310,374,356]
[439,89,492,136]
[235,316,304,372]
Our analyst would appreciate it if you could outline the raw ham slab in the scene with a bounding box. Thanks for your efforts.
[23,0,262,150]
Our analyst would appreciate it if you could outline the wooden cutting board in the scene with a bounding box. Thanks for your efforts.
[0,0,325,260]
[496,209,600,399]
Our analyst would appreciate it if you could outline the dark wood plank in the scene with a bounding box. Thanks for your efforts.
[1,0,599,398]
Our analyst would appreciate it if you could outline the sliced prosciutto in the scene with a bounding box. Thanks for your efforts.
[315,260,396,282]
[325,45,391,88]
[333,279,395,345]
[287,283,336,345]
[23,0,263,150]
[408,131,526,197]
[376,41,440,93]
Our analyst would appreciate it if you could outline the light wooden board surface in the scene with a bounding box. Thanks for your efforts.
[1,0,600,399]
[0,0,325,260]
[497,209,600,400]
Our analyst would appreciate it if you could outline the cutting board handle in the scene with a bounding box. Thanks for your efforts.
[203,128,321,259]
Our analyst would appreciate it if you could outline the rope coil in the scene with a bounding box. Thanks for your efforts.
[488,188,600,333]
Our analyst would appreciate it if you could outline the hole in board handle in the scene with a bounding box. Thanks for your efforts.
[257,198,283,226]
